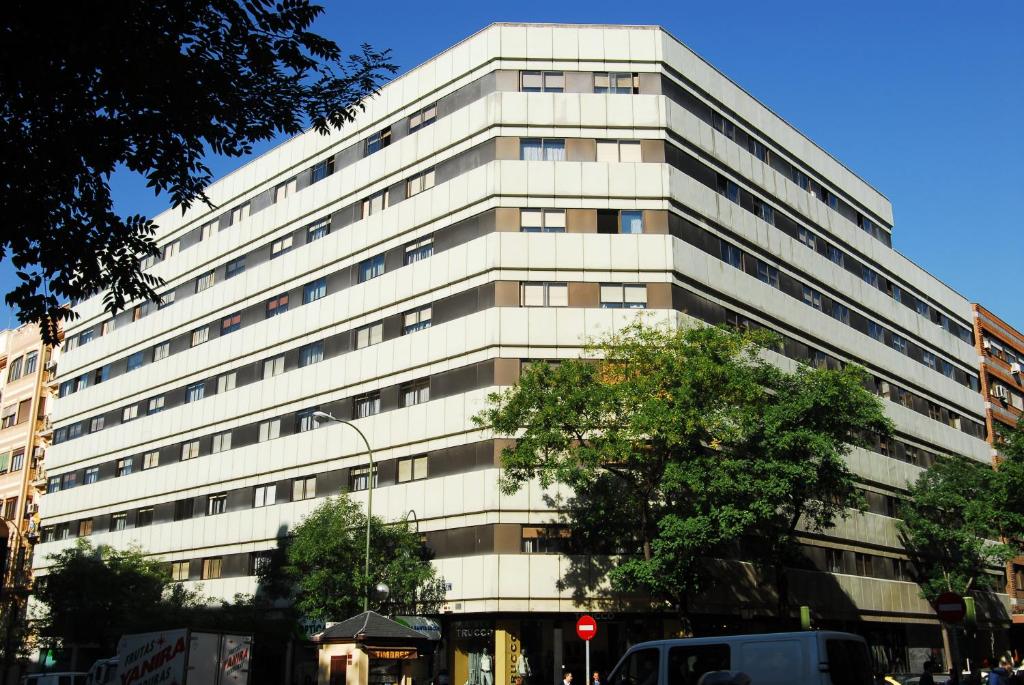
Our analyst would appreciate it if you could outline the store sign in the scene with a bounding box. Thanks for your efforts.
[368,648,418,660]
[454,622,493,639]
[396,616,442,641]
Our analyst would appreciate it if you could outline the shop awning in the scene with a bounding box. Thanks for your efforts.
[315,611,437,645]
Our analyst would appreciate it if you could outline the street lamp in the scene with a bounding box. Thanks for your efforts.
[312,410,375,613]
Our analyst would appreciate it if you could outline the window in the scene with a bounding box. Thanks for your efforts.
[356,323,383,349]
[666,645,731,685]
[74,374,89,392]
[310,157,335,183]
[273,177,297,203]
[798,227,817,250]
[59,380,74,398]
[922,351,938,371]
[163,240,180,259]
[868,321,885,342]
[153,341,170,362]
[802,286,822,310]
[225,256,245,279]
[218,372,237,393]
[597,140,642,163]
[127,351,144,372]
[199,220,216,241]
[148,396,165,415]
[826,548,844,573]
[181,440,200,461]
[858,214,876,236]
[721,242,743,269]
[110,513,128,532]
[174,498,195,521]
[207,493,227,515]
[520,71,564,92]
[300,278,326,304]
[942,360,955,379]
[349,466,377,492]
[717,176,740,203]
[136,508,154,528]
[2,499,16,520]
[401,379,430,407]
[143,451,159,469]
[115,457,134,477]
[520,209,566,233]
[887,282,903,303]
[93,364,110,385]
[1,405,16,429]
[270,235,294,258]
[818,186,839,210]
[406,168,436,197]
[408,103,437,132]
[711,112,735,140]
[916,299,932,318]
[79,519,94,537]
[403,306,432,334]
[254,484,277,508]
[299,341,324,367]
[211,431,232,453]
[361,189,390,217]
[140,253,157,270]
[404,237,434,265]
[186,382,206,403]
[220,312,241,334]
[307,218,330,242]
[0,452,7,473]
[792,168,811,191]
[890,334,908,355]
[90,416,105,433]
[519,138,565,161]
[831,302,850,325]
[293,476,316,500]
[296,410,317,433]
[263,355,285,379]
[752,198,774,225]
[358,255,385,283]
[250,552,273,576]
[191,327,209,347]
[747,138,770,163]
[755,261,780,288]
[229,202,250,225]
[61,471,78,490]
[84,467,99,484]
[609,648,660,685]
[827,246,845,267]
[23,352,38,376]
[353,392,381,418]
[201,557,223,580]
[365,128,391,154]
[855,552,874,577]
[171,561,190,582]
[195,270,215,293]
[593,72,636,94]
[520,282,568,307]
[41,526,55,543]
[47,476,60,494]
[258,419,281,442]
[397,456,428,483]
[67,424,83,441]
[78,329,94,346]
[862,266,879,288]
[600,284,647,309]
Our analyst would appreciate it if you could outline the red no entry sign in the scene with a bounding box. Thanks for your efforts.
[934,592,967,623]
[576,615,597,641]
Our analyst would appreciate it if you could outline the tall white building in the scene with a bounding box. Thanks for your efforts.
[35,23,999,675]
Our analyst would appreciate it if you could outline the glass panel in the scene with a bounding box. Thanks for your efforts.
[547,283,568,307]
[620,211,643,234]
[521,71,543,91]
[521,209,543,230]
[624,285,647,305]
[542,140,565,161]
[600,285,621,304]
[521,283,544,307]
[619,141,642,162]
[596,141,618,162]
[520,139,542,161]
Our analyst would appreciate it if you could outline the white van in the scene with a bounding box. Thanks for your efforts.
[606,631,873,685]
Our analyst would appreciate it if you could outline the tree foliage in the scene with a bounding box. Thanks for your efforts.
[278,494,446,620]
[474,321,891,622]
[0,0,396,343]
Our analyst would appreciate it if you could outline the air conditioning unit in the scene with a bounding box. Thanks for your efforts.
[26,503,38,515]
[1012,363,1022,376]
[983,340,992,351]
[45,360,58,373]
[993,385,1010,401]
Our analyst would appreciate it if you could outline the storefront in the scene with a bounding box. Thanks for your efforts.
[315,611,437,685]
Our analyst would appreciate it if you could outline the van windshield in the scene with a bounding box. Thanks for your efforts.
[609,648,659,685]
[825,639,873,685]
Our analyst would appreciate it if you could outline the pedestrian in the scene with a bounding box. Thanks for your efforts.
[592,672,601,685]
[563,672,573,685]
[919,660,934,685]
[990,657,1013,685]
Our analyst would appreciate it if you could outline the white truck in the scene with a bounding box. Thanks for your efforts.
[87,629,251,685]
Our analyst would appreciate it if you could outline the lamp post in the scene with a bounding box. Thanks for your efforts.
[312,411,375,612]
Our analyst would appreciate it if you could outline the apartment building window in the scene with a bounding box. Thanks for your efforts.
[755,261,780,288]
[868,322,885,342]
[201,557,223,580]
[137,508,154,528]
[792,168,811,191]
[717,176,741,204]
[797,228,817,250]
[229,202,250,226]
[143,451,159,469]
[310,157,335,183]
[163,240,180,260]
[250,552,273,576]
[148,396,165,415]
[110,513,128,532]
[398,456,428,483]
[174,498,195,521]
[263,355,285,379]
[858,214,876,236]
[409,103,437,132]
[299,278,326,304]
[404,237,434,264]
[2,499,16,520]
[854,553,874,577]
[271,235,294,258]
[266,293,289,318]
[93,364,111,385]
[916,300,931,318]
[115,457,134,477]
[401,379,430,407]
[1,405,16,429]
[54,522,71,541]
[358,255,385,283]
[22,352,39,377]
[721,242,743,269]
[258,419,281,442]
[191,326,209,347]
[349,466,377,492]
[153,341,170,362]
[207,493,227,515]
[298,341,324,367]
[747,138,770,163]
[826,549,844,574]
[520,209,566,233]
[67,424,83,441]
[890,334,908,355]
[84,467,99,484]
[942,360,955,379]
[254,484,277,507]
[195,270,215,293]
[600,284,647,309]
[818,186,839,210]
[211,431,232,453]
[60,471,78,491]
[887,282,903,303]
[132,305,147,322]
[611,210,644,235]
[711,112,736,140]
[217,372,237,393]
[361,189,390,217]
[522,526,570,554]
[200,220,216,241]
[922,351,938,371]
[186,382,205,403]
[403,305,431,334]
[140,253,157,270]
[225,256,246,279]
[353,392,381,419]
[274,177,297,203]
[892,559,909,582]
[307,218,331,242]
[521,282,568,307]
[827,246,845,267]
[0,452,8,473]
[79,519,94,537]
[126,351,144,372]
[181,440,200,461]
[293,476,316,500]
[752,198,774,225]
[596,140,642,163]
[831,302,850,325]
[58,381,74,398]
[90,416,105,433]
[41,526,55,543]
[79,329,95,346]
[802,286,822,311]
[520,71,564,92]
[520,138,565,161]
[862,266,880,288]
[365,128,391,154]
[594,72,637,94]
[221,312,241,334]
[46,476,60,494]
[296,410,317,433]
[171,561,190,582]
[355,323,383,349]
[406,168,436,197]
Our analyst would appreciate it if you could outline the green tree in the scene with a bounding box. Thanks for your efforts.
[475,321,890,627]
[1,1,396,343]
[279,495,446,620]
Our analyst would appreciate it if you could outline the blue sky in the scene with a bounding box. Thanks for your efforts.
[3,1,1021,331]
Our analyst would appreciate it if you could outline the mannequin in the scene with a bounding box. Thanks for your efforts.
[517,649,532,678]
[479,647,493,685]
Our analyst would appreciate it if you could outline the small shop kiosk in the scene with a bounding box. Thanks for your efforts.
[315,611,436,685]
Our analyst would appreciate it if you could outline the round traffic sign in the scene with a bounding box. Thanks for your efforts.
[934,592,967,623]
[576,615,597,641]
